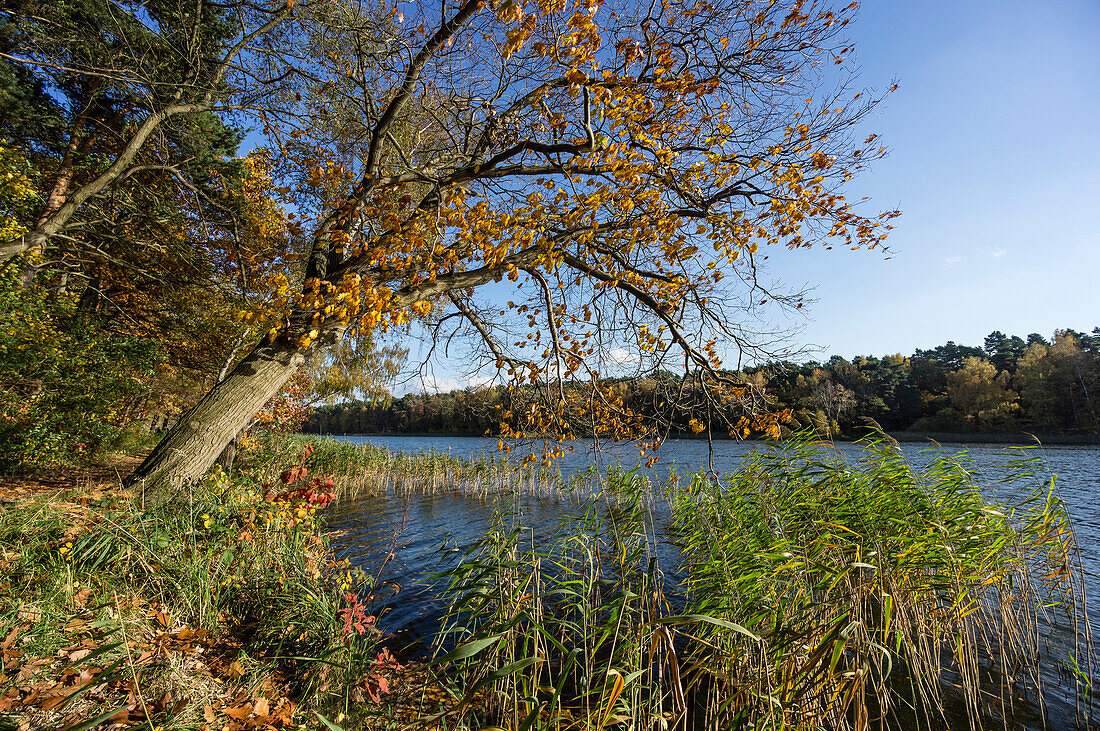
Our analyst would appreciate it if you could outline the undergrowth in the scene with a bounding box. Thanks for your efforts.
[0,442,392,730]
[0,433,1093,731]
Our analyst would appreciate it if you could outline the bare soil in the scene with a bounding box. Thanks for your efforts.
[0,453,145,503]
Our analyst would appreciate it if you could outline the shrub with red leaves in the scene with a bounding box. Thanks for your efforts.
[261,445,336,508]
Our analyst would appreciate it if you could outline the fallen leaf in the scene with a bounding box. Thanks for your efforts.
[271,698,294,722]
[72,588,93,607]
[39,690,75,711]
[2,626,24,649]
[16,606,42,623]
[68,649,91,662]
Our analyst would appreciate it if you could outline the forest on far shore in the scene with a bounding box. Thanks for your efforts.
[303,328,1100,439]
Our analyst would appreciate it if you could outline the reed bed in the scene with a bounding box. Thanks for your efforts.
[425,468,679,731]
[364,436,1095,731]
[669,437,1094,731]
[247,433,568,500]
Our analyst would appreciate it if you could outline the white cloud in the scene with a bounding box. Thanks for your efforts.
[415,372,496,394]
[467,373,495,390]
[418,374,464,393]
[989,246,1007,258]
[607,347,641,366]
[944,256,962,267]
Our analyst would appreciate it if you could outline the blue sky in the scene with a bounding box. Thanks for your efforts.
[291,1,1099,392]
[398,0,1100,392]
[765,0,1100,360]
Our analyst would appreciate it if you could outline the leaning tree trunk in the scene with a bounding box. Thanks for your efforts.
[125,334,316,499]
[214,430,242,474]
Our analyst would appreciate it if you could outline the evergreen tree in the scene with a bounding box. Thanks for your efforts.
[983,331,1026,372]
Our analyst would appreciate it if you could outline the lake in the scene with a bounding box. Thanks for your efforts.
[323,435,1100,727]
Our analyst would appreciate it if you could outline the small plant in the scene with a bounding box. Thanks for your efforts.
[0,442,392,730]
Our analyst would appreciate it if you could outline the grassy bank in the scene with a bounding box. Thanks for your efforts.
[0,441,400,730]
[0,434,574,731]
[1,434,1094,730]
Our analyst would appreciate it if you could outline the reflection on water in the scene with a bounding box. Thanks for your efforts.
[325,436,1100,728]
[329,491,580,645]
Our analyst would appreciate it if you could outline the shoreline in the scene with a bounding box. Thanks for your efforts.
[302,430,1100,446]
[886,431,1100,445]
[2,434,1095,729]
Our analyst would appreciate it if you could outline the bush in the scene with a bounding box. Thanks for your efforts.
[0,270,164,469]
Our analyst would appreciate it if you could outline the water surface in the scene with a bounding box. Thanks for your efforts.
[329,435,1099,596]
[324,436,1100,726]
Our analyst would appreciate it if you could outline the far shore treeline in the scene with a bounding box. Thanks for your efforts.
[303,328,1100,439]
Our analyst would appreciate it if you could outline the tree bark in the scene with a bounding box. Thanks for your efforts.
[125,334,317,498]
[215,431,242,473]
[75,272,101,320]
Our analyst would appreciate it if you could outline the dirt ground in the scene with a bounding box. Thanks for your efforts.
[0,453,145,503]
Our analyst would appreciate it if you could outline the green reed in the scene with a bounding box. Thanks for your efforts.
[249,433,567,500]
[427,468,678,731]
[669,436,1093,730]
[393,435,1092,731]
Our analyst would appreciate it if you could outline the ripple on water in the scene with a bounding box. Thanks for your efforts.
[325,436,1100,728]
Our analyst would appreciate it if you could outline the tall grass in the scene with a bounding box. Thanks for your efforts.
[246,433,567,499]
[670,437,1093,730]
[0,460,380,729]
[395,436,1093,731]
[426,467,680,730]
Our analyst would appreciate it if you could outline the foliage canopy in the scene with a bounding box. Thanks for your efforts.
[2,0,903,484]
